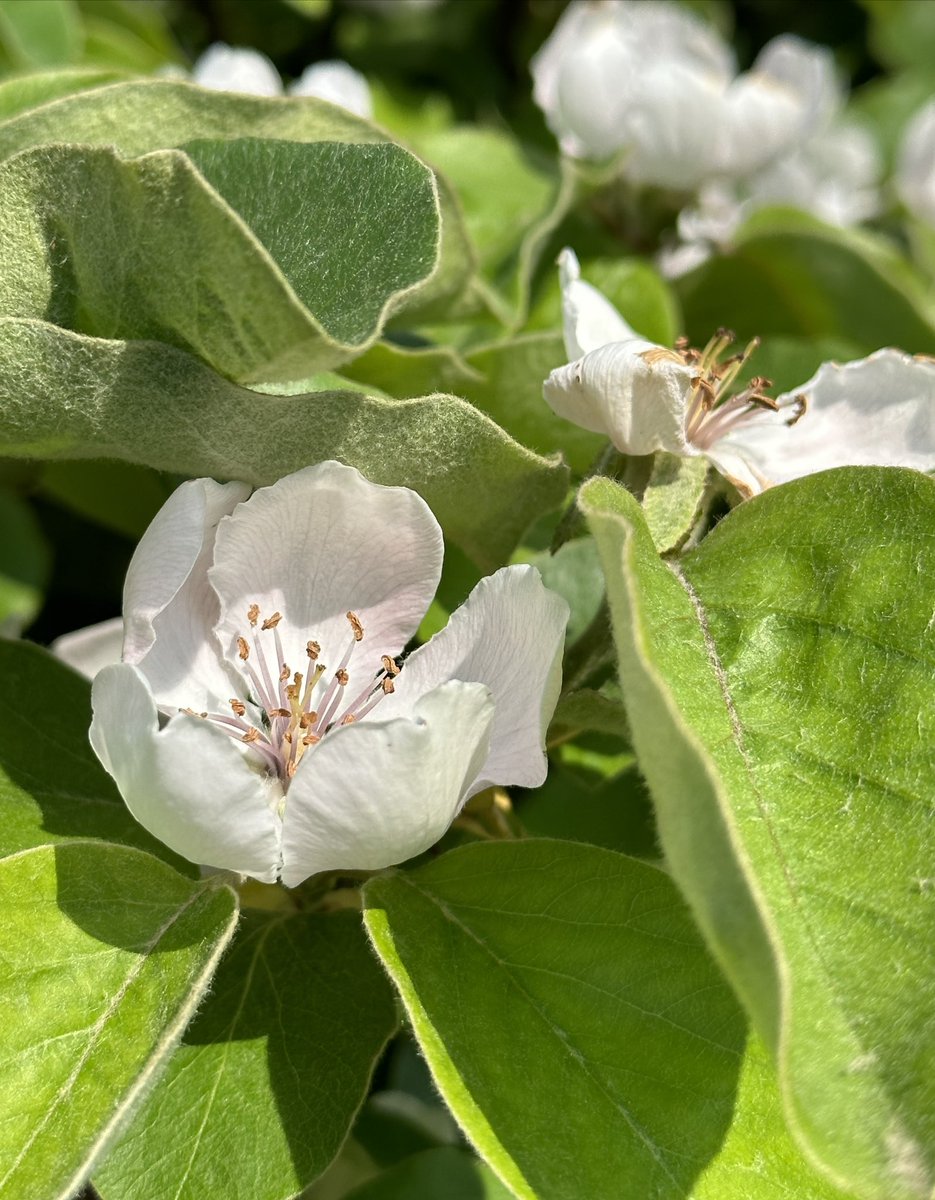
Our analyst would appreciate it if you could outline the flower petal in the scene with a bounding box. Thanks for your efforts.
[51,617,124,680]
[544,340,696,455]
[711,349,935,492]
[209,461,443,679]
[559,248,637,359]
[288,60,373,118]
[279,681,493,887]
[90,664,281,881]
[123,478,250,712]
[897,100,935,226]
[386,565,568,793]
[752,34,840,129]
[192,43,282,96]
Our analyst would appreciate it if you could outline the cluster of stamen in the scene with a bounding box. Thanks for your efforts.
[675,328,807,450]
[183,608,401,785]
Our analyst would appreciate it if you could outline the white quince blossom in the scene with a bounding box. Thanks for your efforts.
[659,36,880,278]
[191,43,373,118]
[52,617,124,680]
[530,2,823,190]
[897,100,935,226]
[89,462,568,888]
[544,249,935,495]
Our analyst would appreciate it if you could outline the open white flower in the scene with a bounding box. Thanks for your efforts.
[530,2,819,190]
[544,249,935,495]
[90,462,568,887]
[191,43,373,118]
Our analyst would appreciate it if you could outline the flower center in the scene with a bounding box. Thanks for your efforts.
[183,607,400,786]
[677,328,807,449]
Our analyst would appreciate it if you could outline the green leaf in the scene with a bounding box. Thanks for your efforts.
[0,67,125,121]
[0,139,438,382]
[691,1034,853,1199]
[0,488,49,633]
[641,453,709,554]
[0,639,193,869]
[513,534,604,642]
[547,686,629,744]
[94,909,398,1200]
[343,1148,513,1200]
[0,79,475,330]
[676,214,935,355]
[581,469,935,1198]
[364,839,747,1200]
[0,320,568,568]
[0,0,83,68]
[0,841,238,1200]
[41,460,176,539]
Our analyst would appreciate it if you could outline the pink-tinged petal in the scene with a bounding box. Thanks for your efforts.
[712,349,935,492]
[544,340,697,455]
[209,461,443,682]
[559,248,637,359]
[387,565,568,793]
[279,681,493,887]
[51,617,124,680]
[90,664,282,882]
[123,478,250,712]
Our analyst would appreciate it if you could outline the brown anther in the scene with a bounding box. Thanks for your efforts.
[230,699,246,717]
[306,640,320,660]
[285,684,297,701]
[286,760,298,778]
[674,335,690,351]
[381,654,401,677]
[302,733,321,746]
[270,707,291,718]
[681,346,702,364]
[261,612,282,630]
[341,714,357,725]
[692,377,717,409]
[749,375,773,391]
[716,326,735,343]
[241,728,260,743]
[382,677,395,695]
[284,730,293,744]
[346,611,364,642]
[237,637,250,661]
[279,664,290,682]
[785,394,808,427]
[299,711,316,729]
[182,706,199,717]
[247,603,260,626]
[749,394,780,411]
[336,669,349,686]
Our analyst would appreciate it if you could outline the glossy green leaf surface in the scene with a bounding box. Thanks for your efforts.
[582,468,935,1199]
[0,320,568,568]
[364,839,747,1200]
[0,639,192,869]
[95,909,398,1200]
[0,841,238,1200]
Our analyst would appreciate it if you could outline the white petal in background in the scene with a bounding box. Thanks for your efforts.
[389,565,568,794]
[897,100,935,227]
[289,60,373,118]
[191,43,283,96]
[51,616,124,680]
[279,682,493,886]
[90,664,282,881]
[209,461,444,678]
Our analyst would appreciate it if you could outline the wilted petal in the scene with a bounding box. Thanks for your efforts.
[279,682,493,886]
[51,617,124,680]
[387,565,568,794]
[210,461,443,678]
[123,478,249,712]
[712,349,935,491]
[897,100,935,226]
[192,43,282,96]
[90,664,281,881]
[559,248,637,358]
[544,339,696,455]
[289,60,373,118]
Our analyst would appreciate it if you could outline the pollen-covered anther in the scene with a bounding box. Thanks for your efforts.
[302,733,321,746]
[270,707,290,718]
[786,394,808,427]
[381,654,401,677]
[242,728,260,743]
[247,603,260,626]
[300,711,316,729]
[382,677,395,694]
[237,636,250,660]
[336,668,349,686]
[341,714,357,725]
[230,699,246,716]
[306,640,320,660]
[279,664,290,682]
[261,612,282,630]
[347,611,364,641]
